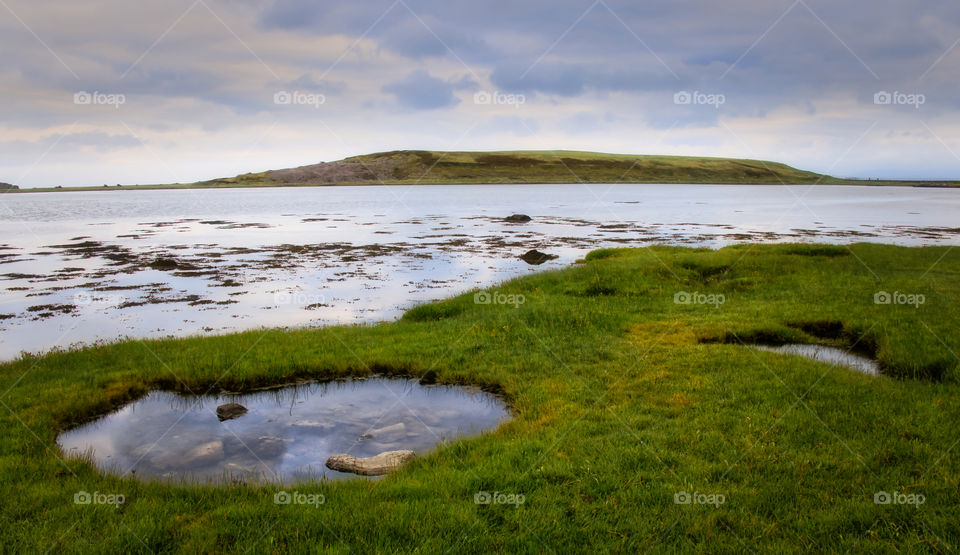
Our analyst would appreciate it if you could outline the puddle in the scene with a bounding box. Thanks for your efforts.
[57,378,510,483]
[753,344,880,375]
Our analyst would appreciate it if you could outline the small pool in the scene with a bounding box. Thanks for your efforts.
[58,377,510,483]
[753,344,880,375]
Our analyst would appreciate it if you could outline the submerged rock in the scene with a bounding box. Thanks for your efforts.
[252,436,287,458]
[325,450,416,476]
[504,214,532,223]
[365,422,406,438]
[216,402,248,421]
[519,249,558,265]
[183,440,224,466]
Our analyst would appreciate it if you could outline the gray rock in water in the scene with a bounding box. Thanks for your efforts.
[519,249,558,265]
[325,450,416,476]
[183,440,224,466]
[216,402,248,421]
[252,436,287,458]
[365,422,406,438]
[504,214,532,223]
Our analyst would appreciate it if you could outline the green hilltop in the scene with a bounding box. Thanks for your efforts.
[211,150,829,186]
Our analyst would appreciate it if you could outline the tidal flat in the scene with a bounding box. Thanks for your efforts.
[1,242,958,552]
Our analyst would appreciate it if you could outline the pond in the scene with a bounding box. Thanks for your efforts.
[753,344,880,375]
[57,377,510,483]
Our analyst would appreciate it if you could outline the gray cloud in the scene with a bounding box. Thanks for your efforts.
[1,0,959,185]
[382,70,474,110]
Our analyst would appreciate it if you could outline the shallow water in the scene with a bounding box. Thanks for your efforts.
[56,378,510,483]
[753,344,880,375]
[1,184,958,359]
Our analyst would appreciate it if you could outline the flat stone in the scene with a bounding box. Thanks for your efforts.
[183,440,224,466]
[325,450,416,476]
[365,422,406,438]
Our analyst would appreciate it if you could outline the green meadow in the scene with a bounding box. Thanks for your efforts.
[1,243,958,552]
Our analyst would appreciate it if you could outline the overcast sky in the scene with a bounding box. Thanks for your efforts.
[2,0,959,187]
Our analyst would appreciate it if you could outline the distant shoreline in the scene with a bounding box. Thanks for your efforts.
[5,179,960,193]
[4,149,958,192]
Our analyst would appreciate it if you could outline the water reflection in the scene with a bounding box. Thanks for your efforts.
[2,184,958,359]
[57,378,510,483]
[753,344,880,375]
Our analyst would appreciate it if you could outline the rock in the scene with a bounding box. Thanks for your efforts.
[252,436,286,458]
[216,402,248,421]
[504,214,532,223]
[366,422,406,438]
[183,440,224,466]
[419,370,438,385]
[519,249,559,265]
[325,450,416,476]
[292,419,331,429]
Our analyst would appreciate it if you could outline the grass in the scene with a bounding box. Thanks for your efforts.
[339,150,827,184]
[1,243,959,552]
[8,150,959,191]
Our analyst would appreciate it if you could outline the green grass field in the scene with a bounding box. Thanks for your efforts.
[1,243,958,552]
[7,150,958,191]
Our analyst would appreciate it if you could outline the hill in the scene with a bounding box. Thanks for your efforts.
[206,150,829,186]
[11,151,959,191]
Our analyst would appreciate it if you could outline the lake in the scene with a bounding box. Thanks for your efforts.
[1,184,958,360]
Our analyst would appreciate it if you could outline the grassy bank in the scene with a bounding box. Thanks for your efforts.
[1,243,958,552]
[8,150,957,192]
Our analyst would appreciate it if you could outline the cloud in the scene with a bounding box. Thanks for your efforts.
[1,0,960,185]
[0,131,139,166]
[382,70,474,110]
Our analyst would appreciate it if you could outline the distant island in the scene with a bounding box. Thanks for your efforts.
[7,150,959,191]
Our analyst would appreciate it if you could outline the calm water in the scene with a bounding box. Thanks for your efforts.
[1,184,958,359]
[57,378,509,483]
[754,344,880,375]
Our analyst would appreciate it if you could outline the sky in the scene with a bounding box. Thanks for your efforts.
[1,0,959,187]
